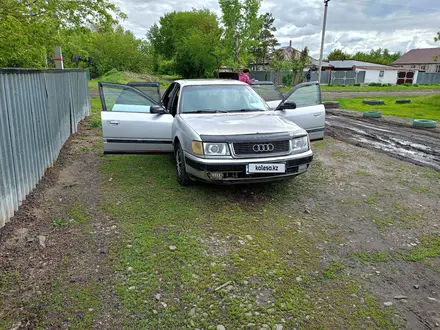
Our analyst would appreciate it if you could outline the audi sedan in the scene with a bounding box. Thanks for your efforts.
[98,79,314,185]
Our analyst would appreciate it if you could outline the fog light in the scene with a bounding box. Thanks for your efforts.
[208,172,224,180]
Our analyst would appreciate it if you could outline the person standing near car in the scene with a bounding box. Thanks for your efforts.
[239,69,252,84]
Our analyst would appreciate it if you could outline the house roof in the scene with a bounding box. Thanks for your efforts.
[354,65,400,70]
[392,48,440,65]
[329,60,390,68]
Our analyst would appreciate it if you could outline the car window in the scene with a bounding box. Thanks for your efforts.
[162,83,176,109]
[285,84,321,108]
[180,85,268,113]
[128,83,161,103]
[170,85,180,116]
[102,85,154,113]
[251,84,283,102]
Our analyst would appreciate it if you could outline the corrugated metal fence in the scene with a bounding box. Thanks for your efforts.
[0,69,90,228]
[250,70,363,85]
[416,72,440,84]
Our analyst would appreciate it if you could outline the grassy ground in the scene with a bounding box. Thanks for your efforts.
[280,84,440,93]
[1,99,440,328]
[334,94,440,121]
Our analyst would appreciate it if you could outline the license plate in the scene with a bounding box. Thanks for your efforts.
[246,163,286,174]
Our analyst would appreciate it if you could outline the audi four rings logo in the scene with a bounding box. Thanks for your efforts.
[253,143,275,152]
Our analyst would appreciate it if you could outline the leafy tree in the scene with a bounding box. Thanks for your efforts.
[89,26,149,76]
[219,0,262,69]
[148,10,222,78]
[270,49,290,85]
[327,49,350,61]
[0,0,124,67]
[252,13,279,70]
[290,46,310,85]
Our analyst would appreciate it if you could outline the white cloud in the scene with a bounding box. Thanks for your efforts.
[113,0,440,57]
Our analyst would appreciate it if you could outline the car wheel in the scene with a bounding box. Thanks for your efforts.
[175,143,192,186]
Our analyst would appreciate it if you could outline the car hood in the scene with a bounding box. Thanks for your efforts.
[180,111,305,137]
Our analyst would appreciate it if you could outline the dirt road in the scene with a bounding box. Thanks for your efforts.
[326,109,440,171]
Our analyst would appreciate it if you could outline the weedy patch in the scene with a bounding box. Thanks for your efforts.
[402,235,440,262]
[323,260,345,279]
[331,152,346,158]
[356,170,373,176]
[351,251,392,264]
[97,153,397,328]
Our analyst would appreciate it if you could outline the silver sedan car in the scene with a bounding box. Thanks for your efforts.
[98,79,324,185]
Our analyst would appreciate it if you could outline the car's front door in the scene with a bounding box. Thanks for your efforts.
[276,82,325,141]
[99,82,173,154]
[127,82,161,103]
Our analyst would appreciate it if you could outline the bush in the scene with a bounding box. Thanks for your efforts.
[282,75,293,86]
[368,82,379,87]
[413,84,419,87]
[353,83,361,86]
[403,83,412,87]
[158,59,177,76]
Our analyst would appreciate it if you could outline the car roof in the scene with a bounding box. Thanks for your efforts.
[175,79,247,86]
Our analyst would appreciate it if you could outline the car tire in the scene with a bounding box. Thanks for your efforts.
[363,111,382,118]
[175,143,192,186]
[395,99,411,104]
[412,119,437,128]
[323,101,339,109]
[362,99,384,105]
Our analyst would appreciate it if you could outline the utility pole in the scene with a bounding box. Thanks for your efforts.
[318,0,330,84]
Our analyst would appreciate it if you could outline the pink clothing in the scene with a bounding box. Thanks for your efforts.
[239,73,251,84]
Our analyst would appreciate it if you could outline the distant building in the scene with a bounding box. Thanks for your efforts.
[392,47,440,73]
[329,60,417,85]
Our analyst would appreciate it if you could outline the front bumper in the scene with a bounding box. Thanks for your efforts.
[184,150,313,184]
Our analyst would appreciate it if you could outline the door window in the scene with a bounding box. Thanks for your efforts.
[161,83,176,109]
[100,83,156,113]
[284,83,321,108]
[170,85,180,116]
[127,82,161,102]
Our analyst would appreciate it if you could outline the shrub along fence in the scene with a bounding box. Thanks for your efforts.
[0,69,90,228]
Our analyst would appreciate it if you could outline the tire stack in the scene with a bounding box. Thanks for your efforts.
[323,101,339,109]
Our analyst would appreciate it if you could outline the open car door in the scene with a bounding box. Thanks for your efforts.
[276,82,325,141]
[99,82,173,154]
[127,82,161,103]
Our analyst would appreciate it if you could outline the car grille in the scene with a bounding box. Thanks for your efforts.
[232,140,290,156]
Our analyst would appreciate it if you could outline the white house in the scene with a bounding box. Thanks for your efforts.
[328,60,417,85]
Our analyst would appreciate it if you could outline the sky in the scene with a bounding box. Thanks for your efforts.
[112,0,440,58]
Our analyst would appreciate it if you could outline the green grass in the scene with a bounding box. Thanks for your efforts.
[356,170,373,176]
[402,236,440,261]
[322,84,440,92]
[336,94,440,121]
[279,84,440,93]
[97,154,398,329]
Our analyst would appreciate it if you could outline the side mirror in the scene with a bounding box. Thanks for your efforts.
[277,102,296,110]
[150,104,167,114]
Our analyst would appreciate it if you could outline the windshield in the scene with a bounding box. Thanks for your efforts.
[251,83,284,102]
[180,85,268,113]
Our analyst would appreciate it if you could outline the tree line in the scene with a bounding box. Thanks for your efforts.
[1,0,438,78]
[326,48,401,65]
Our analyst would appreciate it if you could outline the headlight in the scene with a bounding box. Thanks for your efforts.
[203,142,230,156]
[291,136,309,153]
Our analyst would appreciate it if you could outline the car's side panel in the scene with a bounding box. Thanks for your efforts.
[99,82,174,153]
[277,82,325,140]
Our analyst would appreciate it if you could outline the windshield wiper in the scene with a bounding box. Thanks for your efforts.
[185,109,228,113]
[227,108,266,112]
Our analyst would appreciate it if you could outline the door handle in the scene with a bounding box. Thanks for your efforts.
[109,120,119,126]
[314,112,321,117]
